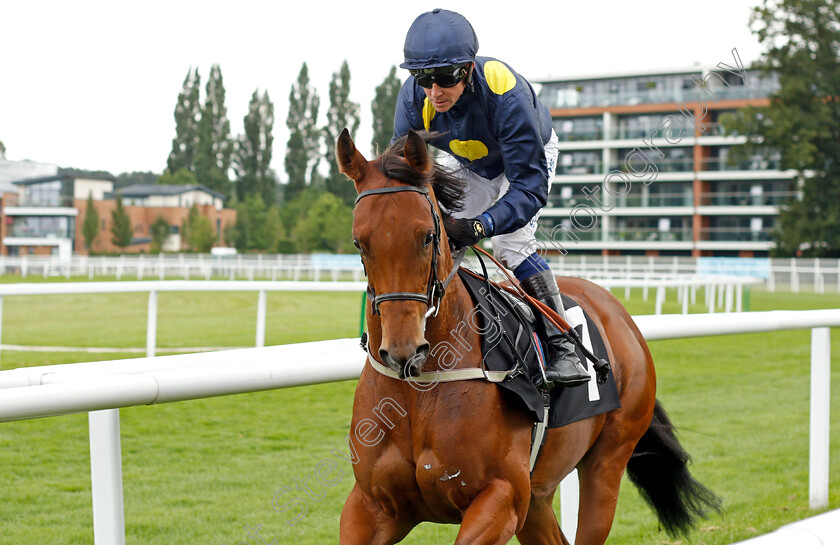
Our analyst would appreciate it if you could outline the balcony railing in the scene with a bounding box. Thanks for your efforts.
[556,163,602,175]
[699,228,774,242]
[544,80,778,110]
[556,128,603,142]
[7,225,73,239]
[610,157,694,173]
[698,191,797,207]
[550,193,692,208]
[606,228,693,242]
[616,193,693,207]
[536,226,602,242]
[16,196,76,208]
[701,157,780,171]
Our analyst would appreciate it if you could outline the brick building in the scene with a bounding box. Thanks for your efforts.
[1,171,236,255]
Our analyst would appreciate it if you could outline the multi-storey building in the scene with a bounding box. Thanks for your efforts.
[536,66,794,257]
[0,170,236,255]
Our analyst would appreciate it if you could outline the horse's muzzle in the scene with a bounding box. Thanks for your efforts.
[379,342,430,379]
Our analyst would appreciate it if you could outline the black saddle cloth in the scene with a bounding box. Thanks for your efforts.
[458,270,621,428]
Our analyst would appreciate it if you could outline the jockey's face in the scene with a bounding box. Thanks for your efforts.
[423,79,467,113]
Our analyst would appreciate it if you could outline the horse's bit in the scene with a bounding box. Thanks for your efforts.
[354,185,463,318]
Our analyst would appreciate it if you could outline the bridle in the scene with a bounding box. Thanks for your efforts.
[354,185,463,318]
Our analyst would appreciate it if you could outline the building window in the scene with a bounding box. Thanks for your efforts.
[557,151,601,175]
[24,180,64,206]
[553,116,603,142]
[170,225,179,234]
[8,216,74,238]
[101,219,106,231]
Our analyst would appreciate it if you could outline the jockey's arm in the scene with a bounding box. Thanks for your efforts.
[481,90,550,236]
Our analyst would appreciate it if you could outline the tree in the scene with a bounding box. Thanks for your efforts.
[229,194,272,250]
[166,67,201,174]
[187,214,216,253]
[195,64,233,197]
[285,63,321,201]
[111,195,133,249]
[278,187,324,241]
[371,66,402,155]
[157,168,198,186]
[150,215,170,253]
[721,0,840,257]
[324,60,361,206]
[0,139,6,159]
[234,90,278,205]
[293,192,353,253]
[82,194,100,251]
[182,204,201,247]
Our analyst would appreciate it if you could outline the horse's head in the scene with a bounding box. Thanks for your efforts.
[337,129,461,378]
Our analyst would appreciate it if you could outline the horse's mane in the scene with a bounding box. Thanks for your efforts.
[375,131,467,219]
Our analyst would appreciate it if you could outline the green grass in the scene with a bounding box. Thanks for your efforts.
[0,283,838,544]
[0,290,362,350]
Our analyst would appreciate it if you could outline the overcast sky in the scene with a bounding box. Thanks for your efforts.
[0,0,766,178]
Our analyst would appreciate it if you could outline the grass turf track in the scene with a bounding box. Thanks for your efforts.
[0,280,837,544]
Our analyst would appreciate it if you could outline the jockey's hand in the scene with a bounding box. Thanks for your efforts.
[444,216,488,250]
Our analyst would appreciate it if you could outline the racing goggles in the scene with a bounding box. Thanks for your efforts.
[410,63,470,89]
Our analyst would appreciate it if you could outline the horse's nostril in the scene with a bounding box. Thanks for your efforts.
[379,348,395,368]
[415,342,430,362]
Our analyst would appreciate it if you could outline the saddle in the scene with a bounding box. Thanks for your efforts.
[457,269,621,429]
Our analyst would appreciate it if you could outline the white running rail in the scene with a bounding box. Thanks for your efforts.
[0,310,836,544]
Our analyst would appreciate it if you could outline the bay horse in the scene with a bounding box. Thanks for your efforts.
[336,128,719,545]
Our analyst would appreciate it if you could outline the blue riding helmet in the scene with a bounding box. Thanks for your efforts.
[400,9,479,70]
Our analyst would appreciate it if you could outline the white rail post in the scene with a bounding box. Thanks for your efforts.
[725,284,734,313]
[815,258,823,294]
[560,470,579,543]
[809,327,830,509]
[836,258,840,294]
[708,285,716,314]
[89,409,126,545]
[655,285,665,315]
[147,291,158,357]
[256,290,267,348]
[682,286,690,314]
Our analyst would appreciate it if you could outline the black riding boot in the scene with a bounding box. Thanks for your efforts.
[519,270,590,388]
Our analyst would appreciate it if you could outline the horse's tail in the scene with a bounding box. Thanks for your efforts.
[626,399,722,537]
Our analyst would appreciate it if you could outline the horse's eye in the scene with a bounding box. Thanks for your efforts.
[423,231,435,248]
[353,238,363,253]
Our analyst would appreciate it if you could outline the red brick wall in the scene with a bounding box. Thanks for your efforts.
[75,200,237,255]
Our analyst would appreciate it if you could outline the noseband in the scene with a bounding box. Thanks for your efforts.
[354,185,463,318]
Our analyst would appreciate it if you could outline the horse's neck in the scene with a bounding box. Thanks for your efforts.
[424,274,482,369]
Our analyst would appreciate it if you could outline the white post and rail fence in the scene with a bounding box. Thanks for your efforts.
[0,276,761,366]
[0,308,835,544]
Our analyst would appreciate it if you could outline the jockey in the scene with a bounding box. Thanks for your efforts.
[392,9,590,388]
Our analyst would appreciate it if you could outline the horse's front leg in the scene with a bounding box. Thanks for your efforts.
[453,478,529,545]
[339,484,415,545]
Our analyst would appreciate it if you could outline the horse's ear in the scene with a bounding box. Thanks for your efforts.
[336,128,367,182]
[403,130,431,175]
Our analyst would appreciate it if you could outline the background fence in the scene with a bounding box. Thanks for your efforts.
[0,253,835,293]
